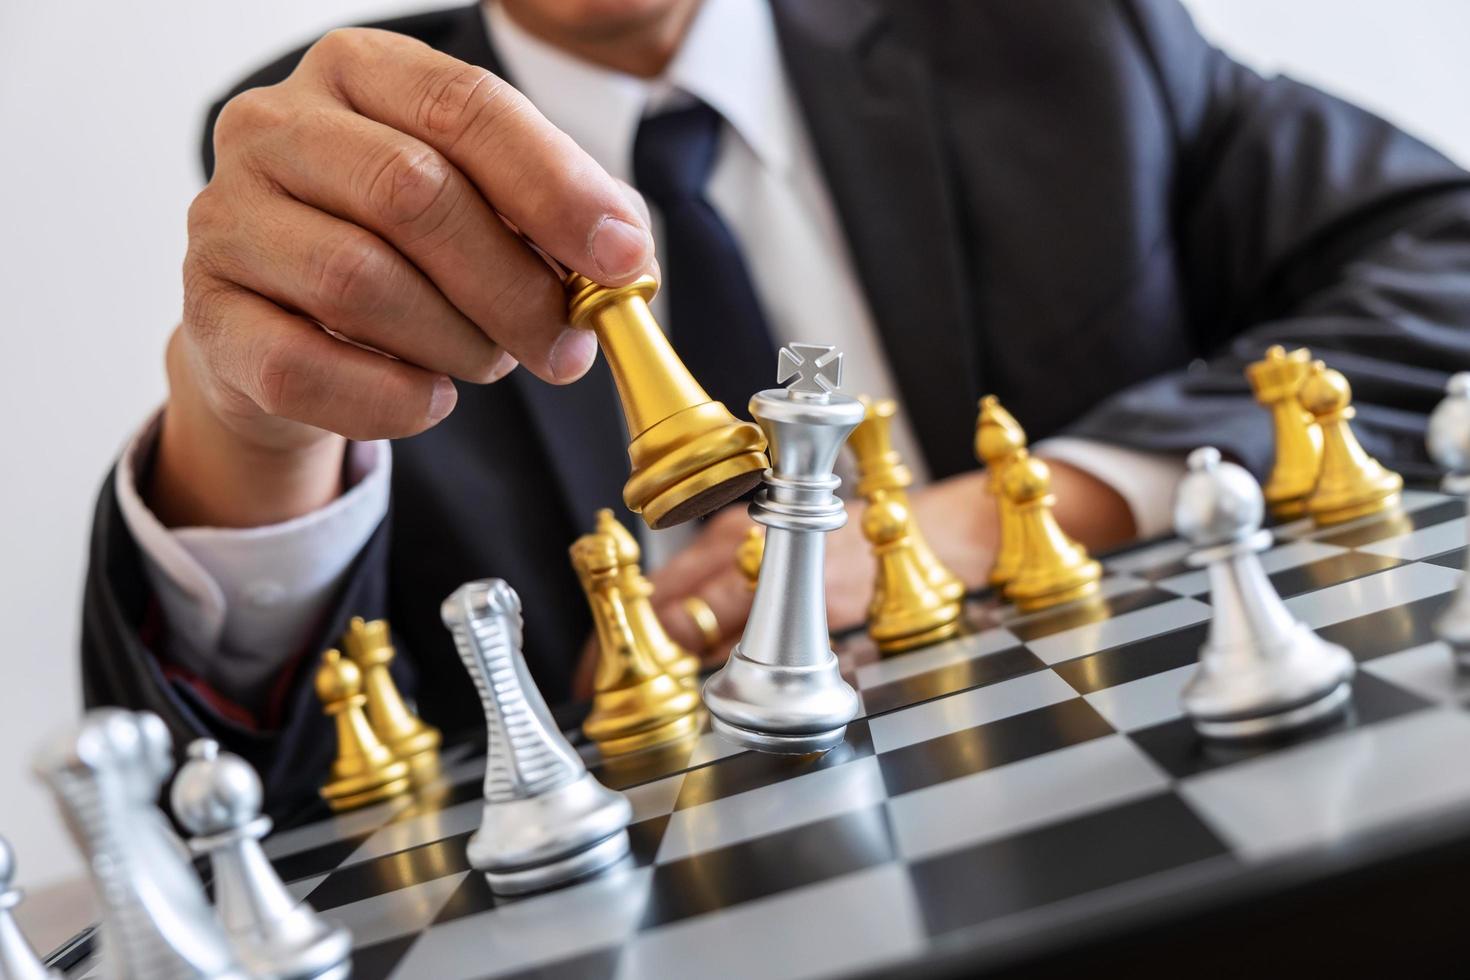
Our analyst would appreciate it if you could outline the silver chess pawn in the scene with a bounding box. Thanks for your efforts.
[1427,372,1470,664]
[1175,447,1356,739]
[703,344,865,754]
[0,835,61,980]
[172,740,351,980]
[441,579,633,895]
[33,709,247,980]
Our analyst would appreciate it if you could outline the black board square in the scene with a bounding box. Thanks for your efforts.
[860,645,1044,717]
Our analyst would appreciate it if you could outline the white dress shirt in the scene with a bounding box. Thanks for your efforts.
[115,0,1182,707]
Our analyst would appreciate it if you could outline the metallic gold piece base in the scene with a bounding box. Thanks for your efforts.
[573,531,702,757]
[850,397,964,605]
[595,509,700,686]
[1001,455,1102,613]
[976,396,1029,589]
[1247,346,1323,519]
[1299,362,1403,526]
[316,650,412,812]
[863,492,962,654]
[341,617,442,788]
[567,274,769,528]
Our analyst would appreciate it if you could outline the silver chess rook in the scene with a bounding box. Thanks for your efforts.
[441,579,633,895]
[34,710,247,980]
[1174,448,1356,739]
[172,740,351,980]
[1427,372,1470,664]
[703,344,865,754]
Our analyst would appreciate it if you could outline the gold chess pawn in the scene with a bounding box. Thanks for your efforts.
[736,526,765,590]
[340,617,442,787]
[592,509,700,687]
[1001,455,1102,612]
[573,532,701,756]
[864,493,962,653]
[316,650,412,812]
[567,274,769,529]
[1300,362,1403,525]
[976,396,1028,588]
[848,397,964,604]
[1247,345,1323,518]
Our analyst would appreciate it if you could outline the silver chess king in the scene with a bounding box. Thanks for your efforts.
[703,343,865,754]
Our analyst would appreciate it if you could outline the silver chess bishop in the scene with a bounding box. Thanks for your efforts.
[33,709,247,980]
[441,579,633,895]
[1175,447,1356,739]
[172,740,351,980]
[1427,372,1470,664]
[703,343,865,754]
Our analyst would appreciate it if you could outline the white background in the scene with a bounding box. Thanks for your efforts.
[1,0,1467,891]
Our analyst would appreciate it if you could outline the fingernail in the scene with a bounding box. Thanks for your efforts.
[549,327,598,383]
[428,376,458,421]
[589,217,650,280]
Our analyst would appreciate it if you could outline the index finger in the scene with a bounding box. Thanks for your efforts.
[303,29,653,286]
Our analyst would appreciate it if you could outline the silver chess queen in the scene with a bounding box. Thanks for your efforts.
[703,344,865,754]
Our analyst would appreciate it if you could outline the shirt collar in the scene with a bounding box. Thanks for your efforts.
[483,0,796,182]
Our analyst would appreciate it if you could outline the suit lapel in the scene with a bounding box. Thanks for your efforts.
[772,0,979,478]
[439,5,637,532]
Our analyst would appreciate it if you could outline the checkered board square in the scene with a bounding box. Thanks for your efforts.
[53,489,1470,979]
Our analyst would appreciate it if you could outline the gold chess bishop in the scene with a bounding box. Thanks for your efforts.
[592,508,700,687]
[975,396,1030,589]
[341,617,442,787]
[567,274,769,529]
[572,531,701,756]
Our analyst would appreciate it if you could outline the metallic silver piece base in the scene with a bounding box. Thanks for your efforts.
[1193,677,1353,740]
[708,714,847,755]
[443,579,634,896]
[483,829,631,896]
[1174,448,1357,743]
[703,344,865,754]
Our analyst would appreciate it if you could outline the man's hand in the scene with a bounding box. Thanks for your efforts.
[152,28,655,528]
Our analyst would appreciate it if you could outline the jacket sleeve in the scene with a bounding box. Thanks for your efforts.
[1067,0,1470,482]
[80,467,401,823]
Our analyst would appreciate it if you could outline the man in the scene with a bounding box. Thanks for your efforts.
[84,0,1470,816]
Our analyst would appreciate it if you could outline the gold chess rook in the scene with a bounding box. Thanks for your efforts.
[567,274,769,529]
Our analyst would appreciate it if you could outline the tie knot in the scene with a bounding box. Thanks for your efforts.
[633,101,723,206]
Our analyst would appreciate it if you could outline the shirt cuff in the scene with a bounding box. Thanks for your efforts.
[113,411,391,706]
[1033,436,1185,539]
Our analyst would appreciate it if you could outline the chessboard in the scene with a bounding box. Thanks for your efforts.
[47,487,1470,978]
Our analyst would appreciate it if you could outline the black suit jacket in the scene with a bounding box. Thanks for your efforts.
[83,0,1470,817]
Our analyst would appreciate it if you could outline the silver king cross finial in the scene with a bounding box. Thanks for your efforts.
[777,344,843,396]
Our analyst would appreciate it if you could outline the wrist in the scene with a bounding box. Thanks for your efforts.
[149,332,347,528]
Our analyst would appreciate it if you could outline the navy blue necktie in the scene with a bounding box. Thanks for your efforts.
[633,101,777,420]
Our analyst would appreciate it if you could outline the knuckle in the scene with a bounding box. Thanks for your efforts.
[254,336,309,416]
[214,86,287,146]
[310,28,369,67]
[364,143,454,234]
[413,63,517,145]
[308,231,392,317]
